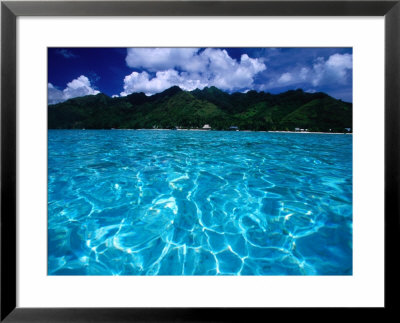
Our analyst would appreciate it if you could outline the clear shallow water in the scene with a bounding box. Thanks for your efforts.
[48,130,352,275]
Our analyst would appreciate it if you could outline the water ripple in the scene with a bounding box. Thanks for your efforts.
[48,130,352,275]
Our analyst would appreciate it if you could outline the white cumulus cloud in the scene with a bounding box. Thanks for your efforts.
[48,83,65,105]
[326,53,352,69]
[126,48,204,72]
[312,53,352,86]
[48,75,100,104]
[121,48,266,96]
[264,53,352,90]
[277,72,293,84]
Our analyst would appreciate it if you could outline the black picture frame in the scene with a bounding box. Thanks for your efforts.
[1,0,399,321]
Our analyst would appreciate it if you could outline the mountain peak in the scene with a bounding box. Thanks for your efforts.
[204,86,223,93]
[160,85,183,96]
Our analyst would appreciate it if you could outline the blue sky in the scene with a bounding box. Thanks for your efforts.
[48,47,352,104]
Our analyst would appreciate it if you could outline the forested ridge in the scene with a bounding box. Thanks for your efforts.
[48,86,352,132]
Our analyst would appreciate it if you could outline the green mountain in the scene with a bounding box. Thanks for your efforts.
[48,86,352,132]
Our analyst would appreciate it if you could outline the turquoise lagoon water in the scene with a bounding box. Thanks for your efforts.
[48,130,352,275]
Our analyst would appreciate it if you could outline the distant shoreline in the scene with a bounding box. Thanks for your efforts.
[59,128,352,134]
[267,130,352,135]
[132,128,352,134]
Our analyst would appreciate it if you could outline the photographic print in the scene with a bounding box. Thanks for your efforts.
[48,47,352,275]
